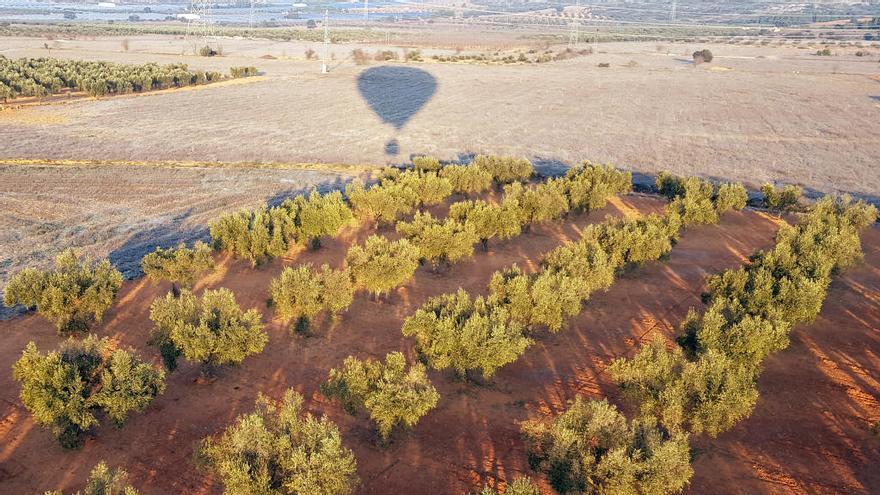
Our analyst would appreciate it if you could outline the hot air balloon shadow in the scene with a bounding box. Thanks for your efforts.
[357,66,437,156]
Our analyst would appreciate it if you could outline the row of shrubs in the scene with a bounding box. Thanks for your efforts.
[527,194,877,494]
[3,168,841,494]
[401,173,746,382]
[610,195,878,439]
[0,56,254,100]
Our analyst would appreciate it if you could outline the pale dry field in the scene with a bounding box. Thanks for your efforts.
[1,35,879,201]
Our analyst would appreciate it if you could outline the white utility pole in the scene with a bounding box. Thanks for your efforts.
[321,9,329,74]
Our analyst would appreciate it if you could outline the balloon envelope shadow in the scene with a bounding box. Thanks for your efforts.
[357,66,437,132]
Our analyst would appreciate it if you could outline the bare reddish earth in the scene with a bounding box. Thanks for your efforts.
[4,195,874,494]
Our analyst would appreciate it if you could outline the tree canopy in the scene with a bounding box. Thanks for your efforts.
[396,212,478,268]
[141,241,214,289]
[13,335,165,448]
[148,288,267,373]
[402,290,532,378]
[199,389,358,495]
[45,461,139,495]
[321,352,439,441]
[270,264,354,332]
[4,249,123,333]
[521,397,692,494]
[345,235,420,298]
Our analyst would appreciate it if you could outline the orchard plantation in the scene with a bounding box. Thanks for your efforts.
[3,155,876,494]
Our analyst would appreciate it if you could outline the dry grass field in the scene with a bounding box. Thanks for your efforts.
[2,35,879,201]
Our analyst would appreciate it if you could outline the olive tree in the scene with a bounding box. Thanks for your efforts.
[148,288,267,374]
[45,461,139,495]
[396,212,478,268]
[473,155,533,185]
[439,164,493,196]
[609,337,759,437]
[4,249,123,333]
[209,205,297,265]
[199,389,358,495]
[563,162,632,212]
[412,155,442,172]
[396,170,454,206]
[402,290,532,379]
[761,183,803,212]
[521,397,692,494]
[502,180,569,231]
[449,200,521,251]
[13,335,165,448]
[345,235,420,298]
[345,179,415,226]
[321,352,439,441]
[473,478,539,495]
[270,264,354,332]
[141,241,214,293]
[286,190,353,249]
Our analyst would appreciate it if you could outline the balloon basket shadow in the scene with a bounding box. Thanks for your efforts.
[384,138,400,156]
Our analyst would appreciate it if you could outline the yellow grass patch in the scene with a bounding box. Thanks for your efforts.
[0,157,379,177]
[0,107,68,125]
[709,65,733,72]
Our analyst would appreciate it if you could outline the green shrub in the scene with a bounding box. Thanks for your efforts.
[199,389,358,495]
[345,235,420,298]
[285,190,353,249]
[412,155,441,172]
[439,164,493,196]
[270,264,353,332]
[713,183,748,214]
[209,203,297,265]
[761,183,802,212]
[45,461,139,495]
[502,180,569,229]
[148,288,267,374]
[141,241,214,290]
[229,66,258,77]
[583,214,679,269]
[13,335,165,448]
[473,478,539,495]
[395,170,454,206]
[449,200,521,251]
[321,352,439,441]
[473,155,533,184]
[610,337,760,437]
[3,249,123,333]
[345,179,416,226]
[521,396,692,494]
[563,162,632,212]
[396,212,478,268]
[402,290,532,379]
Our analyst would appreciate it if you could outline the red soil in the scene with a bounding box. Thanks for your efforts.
[2,195,873,495]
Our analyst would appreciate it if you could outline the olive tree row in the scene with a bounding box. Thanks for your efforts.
[0,56,242,99]
[13,335,165,448]
[656,171,748,226]
[611,196,878,438]
[396,212,478,269]
[209,190,352,265]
